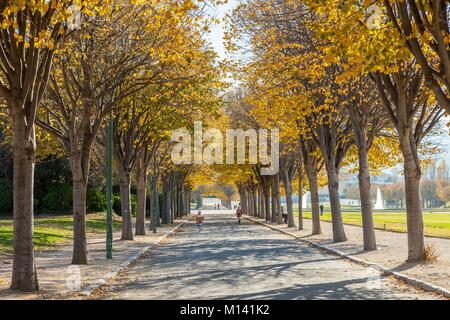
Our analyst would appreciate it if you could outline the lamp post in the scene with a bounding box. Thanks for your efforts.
[105,37,128,259]
[103,40,115,258]
[105,68,121,260]
[106,99,113,259]
[104,29,137,252]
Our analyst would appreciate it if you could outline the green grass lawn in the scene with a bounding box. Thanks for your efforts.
[294,209,450,238]
[0,213,122,256]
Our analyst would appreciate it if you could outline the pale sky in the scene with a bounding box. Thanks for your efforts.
[206,0,238,60]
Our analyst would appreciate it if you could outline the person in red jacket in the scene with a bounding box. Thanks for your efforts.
[236,206,243,224]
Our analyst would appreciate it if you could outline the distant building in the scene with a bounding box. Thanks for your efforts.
[202,197,221,206]
[200,197,228,210]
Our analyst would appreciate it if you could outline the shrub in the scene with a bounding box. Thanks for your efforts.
[112,185,121,195]
[87,187,106,212]
[424,244,438,263]
[131,194,137,217]
[34,157,72,210]
[42,183,73,212]
[112,193,137,217]
[0,178,13,215]
[113,194,121,216]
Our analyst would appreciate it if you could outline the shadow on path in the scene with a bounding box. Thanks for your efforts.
[99,212,434,300]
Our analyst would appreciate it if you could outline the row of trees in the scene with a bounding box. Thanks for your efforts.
[0,0,222,292]
[381,181,450,209]
[1,0,449,293]
[223,0,448,260]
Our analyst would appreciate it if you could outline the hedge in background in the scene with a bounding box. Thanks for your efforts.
[42,183,72,212]
[0,178,13,214]
[87,187,106,212]
[113,193,137,217]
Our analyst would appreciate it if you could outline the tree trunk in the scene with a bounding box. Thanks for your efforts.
[285,183,295,227]
[307,170,322,235]
[174,186,179,218]
[183,187,186,215]
[247,188,253,216]
[401,139,425,261]
[169,182,175,223]
[173,186,177,219]
[356,131,377,250]
[247,188,251,216]
[259,188,264,219]
[240,188,248,215]
[135,166,146,236]
[326,167,347,242]
[171,185,178,219]
[185,187,189,214]
[298,168,303,231]
[10,116,39,292]
[178,186,183,218]
[271,178,277,222]
[189,188,192,213]
[156,184,161,227]
[275,174,283,224]
[176,186,180,218]
[119,167,133,240]
[270,190,275,221]
[280,161,295,228]
[256,188,260,218]
[252,188,258,218]
[188,188,192,214]
[168,182,175,224]
[170,186,174,219]
[261,188,265,219]
[255,188,259,217]
[248,188,253,216]
[162,180,168,224]
[261,191,268,222]
[150,175,158,228]
[71,156,88,264]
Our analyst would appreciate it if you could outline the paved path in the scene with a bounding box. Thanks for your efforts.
[96,211,438,300]
[250,216,450,292]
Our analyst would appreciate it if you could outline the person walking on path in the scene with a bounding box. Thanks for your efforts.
[236,206,243,224]
[320,204,324,216]
[196,211,205,232]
